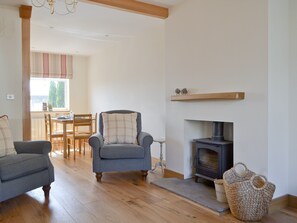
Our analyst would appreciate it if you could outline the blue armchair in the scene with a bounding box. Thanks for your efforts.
[88,110,153,182]
[0,140,55,202]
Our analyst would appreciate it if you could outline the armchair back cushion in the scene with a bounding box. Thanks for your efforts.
[99,110,142,136]
[0,115,16,157]
[102,112,138,144]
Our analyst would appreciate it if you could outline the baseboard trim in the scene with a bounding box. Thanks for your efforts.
[269,195,289,213]
[269,194,297,213]
[164,168,184,179]
[289,194,297,209]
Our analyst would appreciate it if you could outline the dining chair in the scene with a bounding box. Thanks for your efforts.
[87,112,98,158]
[76,112,97,157]
[54,112,73,132]
[67,114,93,160]
[44,114,63,156]
[93,113,98,134]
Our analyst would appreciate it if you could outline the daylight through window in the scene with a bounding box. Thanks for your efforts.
[30,78,69,111]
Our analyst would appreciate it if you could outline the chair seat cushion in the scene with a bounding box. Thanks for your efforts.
[0,154,48,181]
[100,144,144,159]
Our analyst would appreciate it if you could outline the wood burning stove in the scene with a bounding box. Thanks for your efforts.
[193,122,233,182]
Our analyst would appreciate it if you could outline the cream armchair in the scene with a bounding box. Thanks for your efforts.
[0,141,55,202]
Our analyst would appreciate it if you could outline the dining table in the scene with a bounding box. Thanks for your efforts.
[51,117,73,158]
[51,115,96,158]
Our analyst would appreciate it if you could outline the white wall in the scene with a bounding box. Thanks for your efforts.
[0,6,23,140]
[88,25,165,158]
[268,0,290,197]
[289,0,297,196]
[165,0,270,184]
[69,55,89,114]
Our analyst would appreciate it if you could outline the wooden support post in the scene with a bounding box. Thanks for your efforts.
[19,5,32,141]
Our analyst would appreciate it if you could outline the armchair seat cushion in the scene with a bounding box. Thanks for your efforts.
[100,144,144,159]
[0,154,48,181]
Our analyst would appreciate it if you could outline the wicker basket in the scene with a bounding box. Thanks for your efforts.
[223,163,276,222]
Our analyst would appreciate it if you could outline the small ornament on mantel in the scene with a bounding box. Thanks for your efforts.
[181,88,188,95]
[175,88,181,95]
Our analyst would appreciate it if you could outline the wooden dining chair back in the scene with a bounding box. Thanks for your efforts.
[93,113,98,134]
[68,114,93,160]
[44,114,50,140]
[44,114,63,155]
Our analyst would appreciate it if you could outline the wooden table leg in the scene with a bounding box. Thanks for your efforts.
[63,123,67,158]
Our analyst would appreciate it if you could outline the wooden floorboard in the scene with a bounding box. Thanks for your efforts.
[0,150,296,223]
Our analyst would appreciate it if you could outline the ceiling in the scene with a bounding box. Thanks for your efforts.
[0,0,185,55]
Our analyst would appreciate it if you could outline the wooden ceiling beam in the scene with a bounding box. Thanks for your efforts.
[85,0,168,19]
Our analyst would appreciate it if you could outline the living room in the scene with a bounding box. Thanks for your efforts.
[0,0,297,222]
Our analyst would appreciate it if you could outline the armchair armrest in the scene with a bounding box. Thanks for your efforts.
[89,134,104,161]
[89,133,104,149]
[138,132,153,148]
[14,140,51,155]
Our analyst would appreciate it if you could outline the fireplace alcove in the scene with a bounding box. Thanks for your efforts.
[194,122,233,182]
[184,120,233,180]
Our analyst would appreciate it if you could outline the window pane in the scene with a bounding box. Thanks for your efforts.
[30,78,69,111]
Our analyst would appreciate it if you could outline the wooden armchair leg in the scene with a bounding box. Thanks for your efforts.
[42,184,51,198]
[141,170,148,180]
[96,172,102,182]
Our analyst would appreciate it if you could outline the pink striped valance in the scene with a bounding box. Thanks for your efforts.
[30,52,73,79]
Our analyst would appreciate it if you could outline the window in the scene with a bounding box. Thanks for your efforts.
[30,78,69,111]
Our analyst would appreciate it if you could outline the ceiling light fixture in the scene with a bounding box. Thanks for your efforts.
[31,0,78,15]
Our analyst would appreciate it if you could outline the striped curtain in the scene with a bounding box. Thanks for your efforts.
[30,52,73,79]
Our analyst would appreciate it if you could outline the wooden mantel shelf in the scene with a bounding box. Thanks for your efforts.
[171,92,245,101]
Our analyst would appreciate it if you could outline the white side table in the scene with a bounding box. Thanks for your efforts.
[152,138,166,172]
